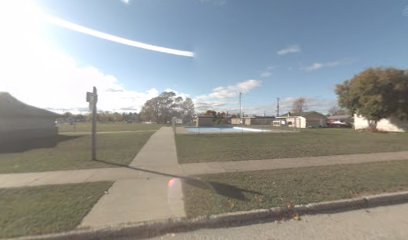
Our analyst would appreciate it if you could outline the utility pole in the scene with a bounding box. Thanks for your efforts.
[239,92,242,124]
[86,87,98,160]
[276,97,280,117]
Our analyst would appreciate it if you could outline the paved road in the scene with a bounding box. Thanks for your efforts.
[151,203,408,240]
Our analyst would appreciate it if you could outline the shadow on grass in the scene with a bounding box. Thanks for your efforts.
[0,135,81,153]
[93,158,262,201]
[182,178,262,201]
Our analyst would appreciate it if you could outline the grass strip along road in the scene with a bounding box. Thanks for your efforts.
[58,123,162,132]
[0,182,113,238]
[177,128,408,163]
[0,132,153,173]
[183,160,408,217]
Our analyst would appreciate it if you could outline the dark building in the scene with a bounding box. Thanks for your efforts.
[0,92,60,145]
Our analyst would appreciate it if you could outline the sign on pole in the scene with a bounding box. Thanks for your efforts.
[86,87,98,160]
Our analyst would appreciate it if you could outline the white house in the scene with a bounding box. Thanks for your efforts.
[286,116,306,128]
[277,111,327,128]
[354,114,408,132]
[272,117,287,127]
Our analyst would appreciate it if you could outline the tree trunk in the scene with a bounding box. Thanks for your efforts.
[368,120,378,131]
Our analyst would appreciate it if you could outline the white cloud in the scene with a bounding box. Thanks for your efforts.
[241,97,337,116]
[193,80,262,112]
[260,71,272,78]
[209,80,262,99]
[0,43,160,113]
[403,5,408,16]
[303,59,352,71]
[259,65,277,78]
[164,88,191,100]
[277,45,301,56]
[121,0,130,4]
[0,1,192,114]
[304,63,325,71]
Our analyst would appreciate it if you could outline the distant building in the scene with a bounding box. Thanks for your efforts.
[0,92,60,144]
[286,116,306,128]
[231,118,242,125]
[195,115,215,127]
[272,117,287,127]
[243,116,275,126]
[231,116,275,125]
[195,114,234,127]
[303,111,327,128]
[354,114,408,132]
[274,111,327,128]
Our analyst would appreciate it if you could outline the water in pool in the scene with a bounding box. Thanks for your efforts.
[185,127,270,134]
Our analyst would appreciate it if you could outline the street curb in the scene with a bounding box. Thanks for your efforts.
[8,191,408,240]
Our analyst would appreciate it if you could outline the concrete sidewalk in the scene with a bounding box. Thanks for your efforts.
[62,130,157,135]
[80,127,185,228]
[180,150,408,175]
[1,151,408,188]
[129,126,181,171]
[79,177,184,227]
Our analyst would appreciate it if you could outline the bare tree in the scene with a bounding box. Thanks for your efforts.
[292,97,306,115]
[328,106,349,116]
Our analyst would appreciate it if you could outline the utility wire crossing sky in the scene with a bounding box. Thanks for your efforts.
[43,14,195,58]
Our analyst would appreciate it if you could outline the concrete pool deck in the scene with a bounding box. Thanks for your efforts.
[176,126,297,134]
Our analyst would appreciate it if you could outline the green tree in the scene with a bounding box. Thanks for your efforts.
[139,92,195,124]
[204,110,217,117]
[181,97,195,123]
[336,67,408,129]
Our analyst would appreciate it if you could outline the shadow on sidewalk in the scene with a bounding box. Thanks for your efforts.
[94,158,262,201]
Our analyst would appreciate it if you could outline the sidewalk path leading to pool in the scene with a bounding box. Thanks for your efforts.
[61,130,157,135]
[79,127,185,228]
[2,151,408,189]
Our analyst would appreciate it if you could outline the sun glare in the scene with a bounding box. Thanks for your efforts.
[0,1,45,46]
[0,1,56,97]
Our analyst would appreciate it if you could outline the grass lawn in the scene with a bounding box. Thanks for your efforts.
[183,160,408,217]
[176,128,408,163]
[0,132,153,173]
[58,122,163,132]
[0,181,112,238]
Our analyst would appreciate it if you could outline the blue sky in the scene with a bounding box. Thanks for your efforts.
[1,0,408,114]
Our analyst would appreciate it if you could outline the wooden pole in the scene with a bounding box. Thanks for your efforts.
[92,87,97,160]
